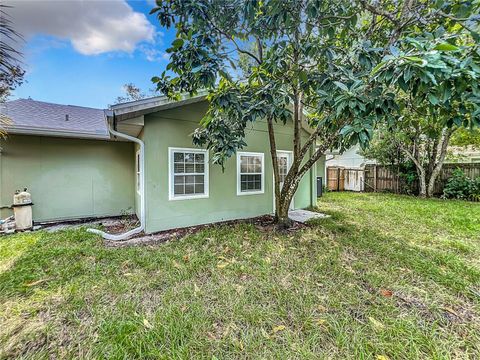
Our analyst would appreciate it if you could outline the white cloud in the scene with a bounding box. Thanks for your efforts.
[139,45,169,62]
[4,0,155,55]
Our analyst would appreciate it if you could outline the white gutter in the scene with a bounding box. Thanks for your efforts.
[87,123,145,240]
[6,126,110,140]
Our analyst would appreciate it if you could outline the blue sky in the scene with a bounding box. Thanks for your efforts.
[9,1,176,108]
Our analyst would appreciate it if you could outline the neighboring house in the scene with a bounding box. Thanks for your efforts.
[0,97,325,235]
[323,145,375,192]
[446,145,480,163]
[325,144,374,169]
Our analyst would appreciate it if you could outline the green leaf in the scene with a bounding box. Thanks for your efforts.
[389,46,400,57]
[403,67,413,82]
[172,38,184,49]
[371,61,387,75]
[434,43,459,51]
[333,81,348,92]
[428,93,439,105]
[340,125,353,136]
[398,77,409,92]
[403,56,425,65]
[299,71,308,84]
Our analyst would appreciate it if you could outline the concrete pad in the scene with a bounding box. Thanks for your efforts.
[288,209,329,223]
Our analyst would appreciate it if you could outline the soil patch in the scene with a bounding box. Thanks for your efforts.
[104,215,308,248]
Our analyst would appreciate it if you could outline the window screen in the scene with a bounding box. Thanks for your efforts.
[171,150,207,197]
[239,154,263,192]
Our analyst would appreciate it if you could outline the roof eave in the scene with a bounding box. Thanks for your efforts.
[112,92,207,121]
[5,126,111,140]
[111,91,316,136]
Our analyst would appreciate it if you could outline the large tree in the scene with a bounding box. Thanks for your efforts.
[0,4,24,100]
[0,4,25,136]
[370,28,480,196]
[363,117,458,197]
[151,0,479,227]
[113,83,154,105]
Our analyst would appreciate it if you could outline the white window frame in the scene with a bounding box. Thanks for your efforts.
[135,150,141,195]
[273,150,294,211]
[168,147,209,201]
[237,151,265,196]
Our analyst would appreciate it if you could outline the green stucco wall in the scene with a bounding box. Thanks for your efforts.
[143,101,325,234]
[0,135,135,222]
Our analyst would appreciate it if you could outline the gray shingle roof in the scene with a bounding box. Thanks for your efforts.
[0,98,110,139]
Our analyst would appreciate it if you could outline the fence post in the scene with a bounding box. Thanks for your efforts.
[373,165,377,192]
[337,168,340,191]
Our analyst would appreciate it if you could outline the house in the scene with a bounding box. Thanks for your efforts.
[0,96,325,237]
[447,145,480,163]
[322,145,375,192]
[325,144,375,169]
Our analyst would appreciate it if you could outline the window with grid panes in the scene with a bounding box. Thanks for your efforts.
[169,148,208,199]
[238,152,264,194]
[277,156,288,184]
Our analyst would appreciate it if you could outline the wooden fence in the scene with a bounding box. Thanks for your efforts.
[327,167,364,192]
[364,163,480,195]
[327,167,344,191]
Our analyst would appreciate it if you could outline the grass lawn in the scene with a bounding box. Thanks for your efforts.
[1,193,479,359]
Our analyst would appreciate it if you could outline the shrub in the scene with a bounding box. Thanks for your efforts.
[399,161,418,195]
[471,177,480,201]
[443,169,480,201]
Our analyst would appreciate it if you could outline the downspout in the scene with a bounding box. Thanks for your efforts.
[87,117,145,241]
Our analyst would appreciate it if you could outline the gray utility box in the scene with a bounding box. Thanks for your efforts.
[317,177,323,197]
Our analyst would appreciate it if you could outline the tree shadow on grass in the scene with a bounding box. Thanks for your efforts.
[308,209,480,302]
[2,213,479,304]
[0,228,108,301]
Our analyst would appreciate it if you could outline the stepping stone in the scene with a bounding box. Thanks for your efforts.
[288,209,329,223]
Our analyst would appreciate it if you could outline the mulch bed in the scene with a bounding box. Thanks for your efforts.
[104,215,308,248]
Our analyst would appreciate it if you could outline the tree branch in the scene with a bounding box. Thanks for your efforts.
[200,9,262,65]
[359,0,399,25]
[400,142,424,175]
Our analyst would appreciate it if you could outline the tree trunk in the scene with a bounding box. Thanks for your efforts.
[266,116,282,222]
[400,143,427,197]
[275,200,292,230]
[272,86,303,229]
[426,128,453,197]
[266,113,294,230]
[426,174,437,198]
[418,171,427,198]
[268,86,340,229]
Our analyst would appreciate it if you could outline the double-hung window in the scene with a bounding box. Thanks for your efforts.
[278,156,288,184]
[169,147,209,200]
[237,152,264,195]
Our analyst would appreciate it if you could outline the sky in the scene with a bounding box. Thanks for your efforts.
[5,0,176,109]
